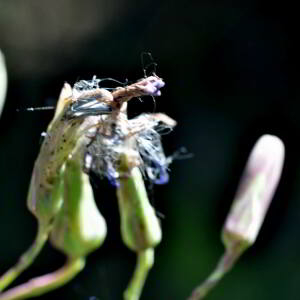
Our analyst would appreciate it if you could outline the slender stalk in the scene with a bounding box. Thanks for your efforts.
[187,249,240,300]
[124,248,154,300]
[0,257,85,300]
[0,223,49,292]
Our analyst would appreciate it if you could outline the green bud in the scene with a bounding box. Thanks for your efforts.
[50,148,107,258]
[117,153,162,252]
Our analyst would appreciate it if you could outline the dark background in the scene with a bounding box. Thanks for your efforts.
[1,1,300,299]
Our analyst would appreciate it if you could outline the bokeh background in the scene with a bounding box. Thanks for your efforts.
[1,1,300,299]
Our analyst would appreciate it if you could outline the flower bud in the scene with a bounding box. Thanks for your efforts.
[188,135,285,300]
[117,152,162,252]
[222,135,285,251]
[50,148,107,258]
[136,76,165,96]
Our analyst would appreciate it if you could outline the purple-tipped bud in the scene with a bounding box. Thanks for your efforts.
[152,78,165,89]
[144,84,157,95]
[138,76,165,97]
[222,135,285,250]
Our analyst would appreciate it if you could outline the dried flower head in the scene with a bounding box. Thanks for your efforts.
[78,75,176,186]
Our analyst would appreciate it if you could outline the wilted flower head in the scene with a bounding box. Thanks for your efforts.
[78,75,176,186]
[222,134,285,250]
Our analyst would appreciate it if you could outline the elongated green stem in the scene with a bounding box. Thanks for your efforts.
[124,248,154,300]
[0,257,85,300]
[187,249,240,300]
[0,224,49,292]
